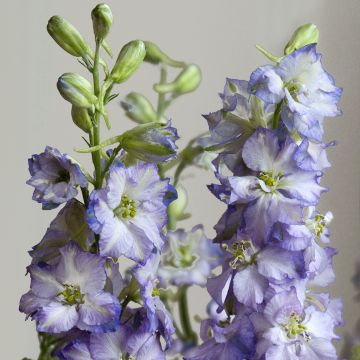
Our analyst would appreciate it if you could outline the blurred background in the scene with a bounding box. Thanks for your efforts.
[1,0,359,358]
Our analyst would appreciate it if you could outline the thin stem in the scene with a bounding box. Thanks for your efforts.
[92,39,102,189]
[272,101,282,129]
[101,143,122,182]
[178,286,197,345]
[156,66,168,120]
[81,187,89,207]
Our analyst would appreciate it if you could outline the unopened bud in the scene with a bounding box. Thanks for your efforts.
[47,16,91,57]
[71,106,93,132]
[57,73,97,108]
[154,64,201,95]
[144,41,185,68]
[284,23,319,55]
[121,92,158,124]
[120,122,178,163]
[91,3,113,40]
[110,40,146,84]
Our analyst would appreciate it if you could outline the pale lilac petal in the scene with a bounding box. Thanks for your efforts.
[233,266,268,307]
[37,302,79,333]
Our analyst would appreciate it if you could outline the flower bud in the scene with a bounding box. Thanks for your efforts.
[71,106,93,132]
[144,41,186,68]
[284,23,319,55]
[154,64,201,95]
[110,40,146,83]
[47,16,91,57]
[120,122,178,163]
[91,3,113,40]
[120,92,158,124]
[57,73,97,108]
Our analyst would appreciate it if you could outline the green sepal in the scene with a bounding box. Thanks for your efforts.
[154,64,201,95]
[91,3,113,41]
[47,16,91,58]
[284,23,319,55]
[57,73,97,108]
[110,40,146,83]
[120,92,158,124]
[144,41,186,68]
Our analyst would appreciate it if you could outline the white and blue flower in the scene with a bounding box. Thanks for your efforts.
[19,242,120,333]
[249,44,342,141]
[87,162,175,262]
[27,146,88,210]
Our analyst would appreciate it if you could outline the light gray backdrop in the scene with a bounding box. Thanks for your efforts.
[1,0,359,358]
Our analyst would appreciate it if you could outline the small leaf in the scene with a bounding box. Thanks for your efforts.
[105,93,120,104]
[102,40,113,57]
[81,136,91,147]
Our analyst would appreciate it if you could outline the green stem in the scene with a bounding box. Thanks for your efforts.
[101,143,122,182]
[37,333,57,360]
[156,66,168,120]
[272,101,282,129]
[178,286,197,345]
[81,187,89,207]
[92,39,102,190]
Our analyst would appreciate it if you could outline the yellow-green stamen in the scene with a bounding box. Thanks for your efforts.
[59,284,84,306]
[223,240,254,269]
[114,194,137,219]
[259,171,282,189]
[284,312,311,341]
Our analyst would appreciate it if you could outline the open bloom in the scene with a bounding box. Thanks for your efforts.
[158,225,222,287]
[204,78,273,172]
[207,233,304,309]
[27,146,88,210]
[19,242,120,333]
[249,44,342,141]
[87,162,175,262]
[252,289,340,359]
[227,128,326,243]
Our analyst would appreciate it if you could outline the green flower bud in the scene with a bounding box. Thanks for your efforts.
[71,106,93,132]
[284,23,319,55]
[144,41,186,68]
[120,92,158,124]
[119,122,178,163]
[91,3,113,40]
[154,64,201,95]
[57,73,97,108]
[110,40,146,83]
[47,16,91,57]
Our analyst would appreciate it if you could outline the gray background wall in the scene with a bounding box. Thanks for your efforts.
[1,0,359,358]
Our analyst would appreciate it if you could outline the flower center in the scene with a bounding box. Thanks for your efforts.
[223,240,255,269]
[163,243,198,268]
[306,212,331,238]
[258,171,281,190]
[55,169,70,183]
[286,80,302,100]
[177,245,197,267]
[151,279,160,297]
[284,312,311,341]
[114,195,137,219]
[59,284,84,306]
